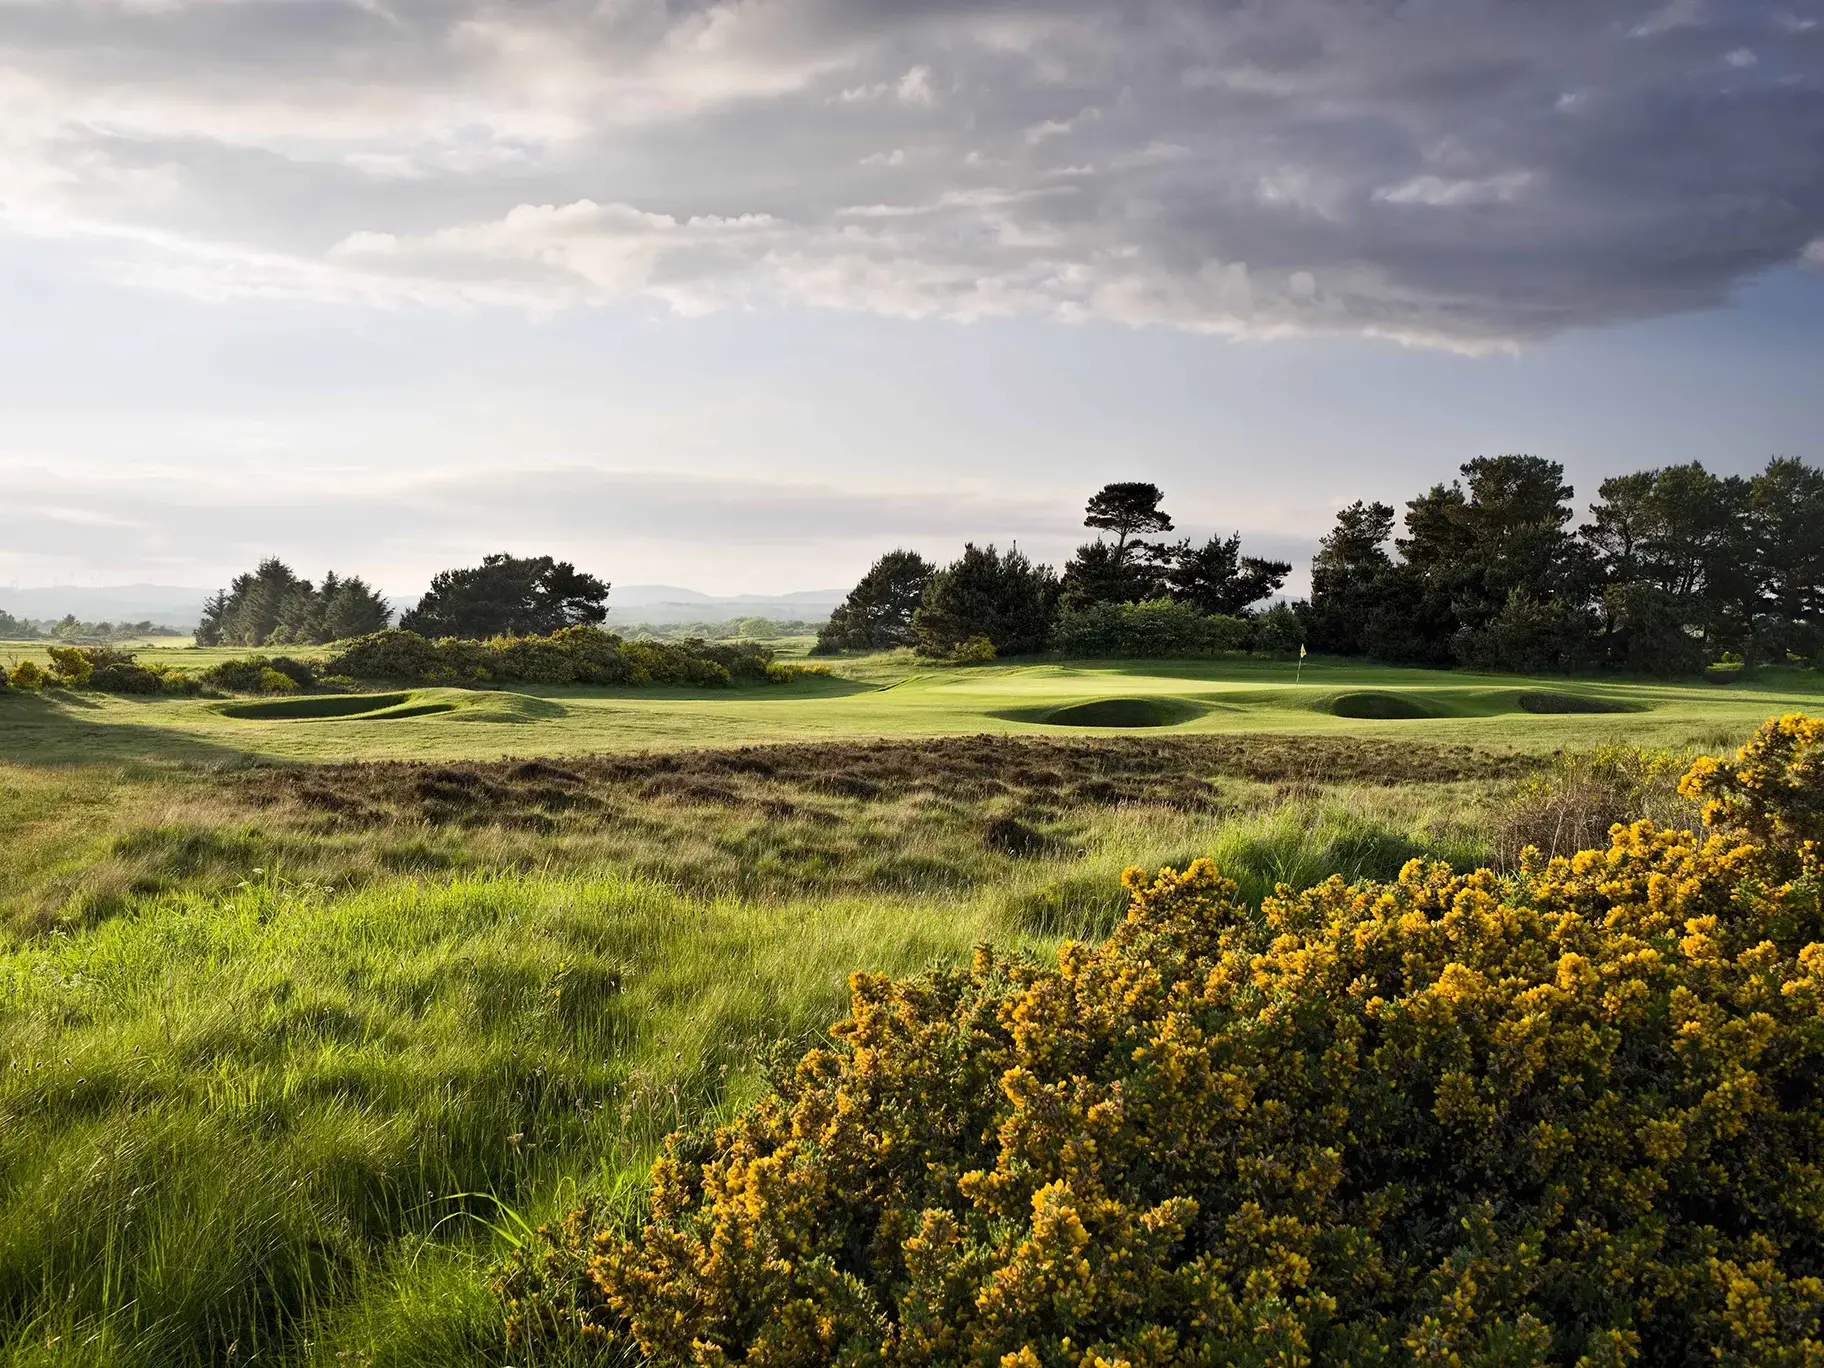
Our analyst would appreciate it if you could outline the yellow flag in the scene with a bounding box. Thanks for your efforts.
[1299,643,1307,658]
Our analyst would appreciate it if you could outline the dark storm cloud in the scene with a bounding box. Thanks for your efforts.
[2,0,1820,347]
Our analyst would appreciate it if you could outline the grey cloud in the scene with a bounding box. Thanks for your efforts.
[2,0,1820,347]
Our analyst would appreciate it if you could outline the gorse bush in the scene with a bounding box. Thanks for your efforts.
[40,644,197,695]
[195,654,319,694]
[505,715,1824,1366]
[324,626,804,688]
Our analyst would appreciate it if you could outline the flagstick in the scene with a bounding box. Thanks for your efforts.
[1296,643,1306,685]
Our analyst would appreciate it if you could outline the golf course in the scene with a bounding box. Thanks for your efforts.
[1,650,1813,766]
[4,639,1823,1366]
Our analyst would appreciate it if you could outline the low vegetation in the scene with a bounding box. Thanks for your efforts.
[505,716,1824,1366]
[2,708,1803,1366]
[323,627,815,688]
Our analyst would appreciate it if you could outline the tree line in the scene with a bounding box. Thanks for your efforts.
[1305,455,1824,673]
[0,612,185,643]
[817,457,1824,674]
[195,553,609,647]
[815,482,1294,659]
[189,453,1822,677]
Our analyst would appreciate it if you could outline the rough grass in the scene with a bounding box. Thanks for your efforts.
[1,872,1027,1367]
[3,735,1527,934]
[0,709,1767,1366]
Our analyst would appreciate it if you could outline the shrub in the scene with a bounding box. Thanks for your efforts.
[506,716,1824,1366]
[1681,712,1824,852]
[321,631,442,682]
[321,628,791,690]
[1250,599,1304,655]
[264,656,319,688]
[258,668,300,695]
[1050,598,1249,658]
[8,659,46,689]
[43,645,170,693]
[950,634,996,664]
[45,645,95,685]
[196,654,318,694]
[89,661,166,694]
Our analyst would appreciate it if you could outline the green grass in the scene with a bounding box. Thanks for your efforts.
[1,871,1035,1366]
[0,765,1509,1366]
[2,655,1815,766]
[0,647,1806,1364]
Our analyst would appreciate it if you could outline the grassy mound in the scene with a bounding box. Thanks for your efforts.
[1330,690,1432,720]
[218,692,410,720]
[1042,696,1206,728]
[1516,689,1636,715]
[371,700,458,719]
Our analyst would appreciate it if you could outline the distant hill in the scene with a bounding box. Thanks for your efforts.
[0,585,207,629]
[604,586,843,625]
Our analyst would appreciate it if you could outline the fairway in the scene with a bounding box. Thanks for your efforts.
[3,654,1816,765]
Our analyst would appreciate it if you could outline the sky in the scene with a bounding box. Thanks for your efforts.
[1,0,1821,598]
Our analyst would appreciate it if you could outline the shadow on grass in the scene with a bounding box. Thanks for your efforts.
[0,691,268,769]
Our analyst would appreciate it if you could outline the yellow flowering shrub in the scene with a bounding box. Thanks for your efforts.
[1681,713,1824,856]
[506,716,1824,1367]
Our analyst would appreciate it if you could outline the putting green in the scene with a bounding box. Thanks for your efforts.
[2,655,1820,765]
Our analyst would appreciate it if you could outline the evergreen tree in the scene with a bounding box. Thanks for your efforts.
[320,574,393,641]
[1304,501,1395,655]
[815,550,934,653]
[913,544,1059,658]
[1163,533,1290,617]
[1082,483,1174,565]
[402,554,609,639]
[1749,457,1824,663]
[1059,540,1164,611]
[195,560,394,645]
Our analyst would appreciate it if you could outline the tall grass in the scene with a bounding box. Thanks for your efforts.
[1,871,1045,1365]
[0,775,1509,1365]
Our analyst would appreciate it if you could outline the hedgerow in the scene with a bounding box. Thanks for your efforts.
[324,626,817,688]
[502,714,1824,1366]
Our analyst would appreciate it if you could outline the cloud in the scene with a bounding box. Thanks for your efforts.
[0,460,1082,592]
[1,0,1820,348]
